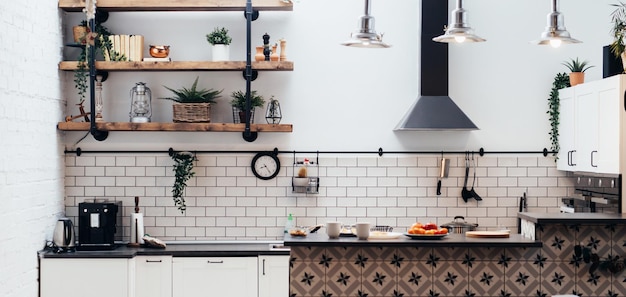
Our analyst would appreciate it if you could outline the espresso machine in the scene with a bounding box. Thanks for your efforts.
[77,201,122,250]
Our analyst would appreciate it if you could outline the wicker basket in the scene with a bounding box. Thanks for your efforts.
[172,103,211,123]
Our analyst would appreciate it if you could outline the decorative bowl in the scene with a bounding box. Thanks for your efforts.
[149,45,170,58]
[289,226,308,237]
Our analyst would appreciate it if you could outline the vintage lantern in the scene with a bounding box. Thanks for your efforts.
[129,82,152,123]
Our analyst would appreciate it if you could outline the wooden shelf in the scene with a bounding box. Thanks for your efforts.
[57,122,293,132]
[59,0,293,12]
[58,61,294,72]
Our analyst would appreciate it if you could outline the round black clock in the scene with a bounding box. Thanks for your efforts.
[251,152,280,180]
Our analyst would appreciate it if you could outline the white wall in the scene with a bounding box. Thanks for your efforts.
[0,1,65,297]
[60,0,617,153]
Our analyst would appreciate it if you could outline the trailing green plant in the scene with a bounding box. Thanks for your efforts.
[547,72,570,160]
[160,76,222,103]
[610,2,626,60]
[575,244,626,274]
[206,27,232,45]
[562,57,594,73]
[73,20,125,104]
[171,152,196,213]
[230,90,266,110]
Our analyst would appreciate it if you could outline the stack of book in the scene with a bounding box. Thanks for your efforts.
[105,34,144,62]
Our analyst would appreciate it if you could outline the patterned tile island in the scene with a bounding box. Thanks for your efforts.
[285,215,626,297]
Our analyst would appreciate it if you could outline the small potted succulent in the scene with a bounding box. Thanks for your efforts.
[160,76,222,122]
[562,57,594,86]
[230,90,265,123]
[206,27,232,61]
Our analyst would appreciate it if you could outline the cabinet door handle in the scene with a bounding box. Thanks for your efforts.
[145,260,163,263]
[262,259,266,275]
[570,150,576,166]
[591,150,598,167]
[567,151,572,166]
[207,260,224,264]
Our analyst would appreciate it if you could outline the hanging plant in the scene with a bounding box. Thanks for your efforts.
[547,72,570,160]
[171,152,196,213]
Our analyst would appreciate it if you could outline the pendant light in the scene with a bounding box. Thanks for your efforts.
[531,0,581,48]
[433,0,485,43]
[341,0,390,48]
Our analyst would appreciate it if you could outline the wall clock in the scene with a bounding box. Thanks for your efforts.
[251,151,280,180]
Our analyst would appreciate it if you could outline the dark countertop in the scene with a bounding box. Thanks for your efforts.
[283,232,541,248]
[518,212,626,224]
[40,241,290,258]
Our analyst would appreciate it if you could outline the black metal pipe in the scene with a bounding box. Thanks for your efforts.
[244,0,253,138]
[65,147,556,156]
[88,18,97,137]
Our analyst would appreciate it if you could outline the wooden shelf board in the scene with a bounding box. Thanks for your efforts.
[59,0,293,12]
[58,61,294,71]
[57,122,293,132]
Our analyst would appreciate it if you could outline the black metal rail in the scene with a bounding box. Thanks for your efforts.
[65,147,555,157]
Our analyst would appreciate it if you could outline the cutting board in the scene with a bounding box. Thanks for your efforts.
[465,231,510,238]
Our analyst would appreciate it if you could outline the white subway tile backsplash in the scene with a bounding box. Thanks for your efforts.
[63,154,578,241]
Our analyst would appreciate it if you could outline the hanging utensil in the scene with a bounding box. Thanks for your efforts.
[437,155,449,196]
[469,153,482,201]
[461,153,472,202]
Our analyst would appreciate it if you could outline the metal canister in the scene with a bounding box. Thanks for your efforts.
[440,216,478,234]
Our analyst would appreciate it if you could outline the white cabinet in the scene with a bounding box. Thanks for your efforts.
[172,257,258,297]
[557,74,626,174]
[258,255,290,297]
[135,256,172,297]
[40,257,134,297]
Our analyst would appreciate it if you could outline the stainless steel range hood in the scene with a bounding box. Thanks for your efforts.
[395,0,478,131]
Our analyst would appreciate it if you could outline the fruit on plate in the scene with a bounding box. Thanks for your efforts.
[408,222,448,235]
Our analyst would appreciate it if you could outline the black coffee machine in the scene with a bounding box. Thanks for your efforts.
[77,201,122,250]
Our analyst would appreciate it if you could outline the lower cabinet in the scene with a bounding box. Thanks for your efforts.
[172,257,258,297]
[135,256,172,297]
[258,255,290,297]
[40,258,134,297]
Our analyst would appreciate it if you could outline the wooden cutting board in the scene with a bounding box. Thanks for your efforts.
[465,231,510,238]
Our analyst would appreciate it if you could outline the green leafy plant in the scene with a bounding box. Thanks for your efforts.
[575,244,626,274]
[610,2,626,60]
[206,27,232,45]
[73,20,125,104]
[562,58,594,73]
[160,76,222,103]
[230,90,266,110]
[547,72,570,160]
[171,152,196,213]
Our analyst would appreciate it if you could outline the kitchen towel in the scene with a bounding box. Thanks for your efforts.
[130,213,145,244]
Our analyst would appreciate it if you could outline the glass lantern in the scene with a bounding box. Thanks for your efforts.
[129,82,152,123]
[265,97,282,124]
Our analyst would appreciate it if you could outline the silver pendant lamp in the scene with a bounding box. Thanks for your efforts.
[531,0,581,47]
[432,0,485,43]
[341,0,391,48]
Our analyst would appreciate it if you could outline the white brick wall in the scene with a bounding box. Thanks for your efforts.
[0,1,65,296]
[64,154,575,242]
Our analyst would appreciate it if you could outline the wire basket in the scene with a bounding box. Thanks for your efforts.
[371,225,393,232]
[172,103,211,123]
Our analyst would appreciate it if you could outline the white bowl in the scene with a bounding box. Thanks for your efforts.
[293,177,309,187]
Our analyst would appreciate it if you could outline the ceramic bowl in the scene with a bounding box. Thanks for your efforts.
[149,45,170,58]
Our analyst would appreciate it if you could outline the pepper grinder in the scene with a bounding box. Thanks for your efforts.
[263,33,271,61]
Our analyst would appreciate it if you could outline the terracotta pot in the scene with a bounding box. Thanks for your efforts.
[569,72,585,86]
[149,45,170,58]
[72,26,88,43]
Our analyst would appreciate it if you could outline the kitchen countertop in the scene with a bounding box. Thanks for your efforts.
[39,241,289,258]
[518,212,626,224]
[283,232,541,248]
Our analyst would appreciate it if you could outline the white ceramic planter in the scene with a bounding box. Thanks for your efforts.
[212,44,230,61]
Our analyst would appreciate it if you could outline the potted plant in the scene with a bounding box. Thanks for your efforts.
[160,76,222,122]
[611,2,626,72]
[206,27,232,61]
[230,90,265,123]
[562,57,594,86]
[170,151,196,213]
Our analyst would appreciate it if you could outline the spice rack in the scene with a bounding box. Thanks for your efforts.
[292,154,319,194]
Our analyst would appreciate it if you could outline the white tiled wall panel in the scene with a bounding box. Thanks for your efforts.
[65,154,575,241]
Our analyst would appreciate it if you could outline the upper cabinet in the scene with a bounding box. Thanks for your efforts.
[557,74,626,174]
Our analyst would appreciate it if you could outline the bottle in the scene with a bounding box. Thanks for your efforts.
[284,213,294,234]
